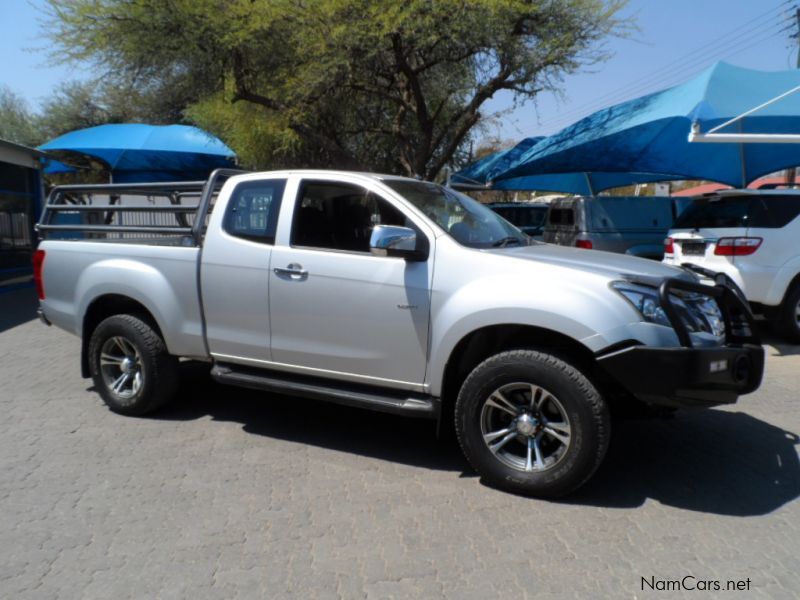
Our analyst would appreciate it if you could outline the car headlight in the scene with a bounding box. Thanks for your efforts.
[611,283,672,328]
[679,291,726,338]
[612,282,725,338]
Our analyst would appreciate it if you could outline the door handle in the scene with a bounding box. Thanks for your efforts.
[273,263,308,279]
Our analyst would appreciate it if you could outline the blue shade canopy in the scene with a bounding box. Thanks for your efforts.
[491,171,680,195]
[498,62,800,189]
[39,124,235,181]
[453,137,544,185]
[452,137,681,194]
[41,159,77,175]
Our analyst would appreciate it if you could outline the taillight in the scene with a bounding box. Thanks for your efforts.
[575,239,593,249]
[664,237,674,254]
[714,237,762,256]
[33,249,46,300]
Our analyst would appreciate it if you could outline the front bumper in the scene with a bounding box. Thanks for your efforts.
[597,272,765,408]
[597,343,764,408]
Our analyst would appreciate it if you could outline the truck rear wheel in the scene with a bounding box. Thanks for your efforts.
[455,350,610,498]
[88,314,179,416]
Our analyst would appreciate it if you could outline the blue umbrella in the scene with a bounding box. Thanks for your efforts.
[452,137,680,194]
[498,62,800,189]
[39,123,236,182]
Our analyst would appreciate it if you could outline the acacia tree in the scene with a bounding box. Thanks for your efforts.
[0,86,42,147]
[45,0,626,178]
[36,79,195,140]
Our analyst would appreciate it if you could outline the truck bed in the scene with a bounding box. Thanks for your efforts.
[39,239,207,358]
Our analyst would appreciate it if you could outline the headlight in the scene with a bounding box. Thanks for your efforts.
[679,291,726,338]
[612,283,672,328]
[612,282,725,338]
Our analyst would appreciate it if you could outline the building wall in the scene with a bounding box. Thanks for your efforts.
[0,142,43,287]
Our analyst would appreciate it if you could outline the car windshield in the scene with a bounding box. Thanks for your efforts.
[383,180,530,248]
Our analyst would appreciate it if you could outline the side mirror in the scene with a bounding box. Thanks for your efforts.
[370,225,427,261]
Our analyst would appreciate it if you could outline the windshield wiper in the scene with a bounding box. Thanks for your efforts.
[492,236,523,247]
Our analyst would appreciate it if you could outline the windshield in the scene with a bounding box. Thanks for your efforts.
[383,180,530,248]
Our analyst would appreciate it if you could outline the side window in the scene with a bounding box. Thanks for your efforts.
[292,181,408,252]
[760,196,800,228]
[223,179,286,243]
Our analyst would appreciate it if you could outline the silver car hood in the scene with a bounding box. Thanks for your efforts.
[491,243,689,283]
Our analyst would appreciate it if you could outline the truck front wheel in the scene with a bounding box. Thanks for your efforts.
[88,314,179,416]
[455,350,610,498]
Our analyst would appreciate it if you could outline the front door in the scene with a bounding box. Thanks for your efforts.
[268,179,432,389]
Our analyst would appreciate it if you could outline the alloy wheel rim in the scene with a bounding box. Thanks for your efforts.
[480,382,572,473]
[99,336,143,401]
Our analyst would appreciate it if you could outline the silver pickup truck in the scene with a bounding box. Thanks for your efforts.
[35,169,764,497]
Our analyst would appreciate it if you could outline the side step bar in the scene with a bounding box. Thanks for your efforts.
[211,364,439,419]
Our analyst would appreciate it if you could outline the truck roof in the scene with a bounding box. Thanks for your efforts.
[228,169,425,185]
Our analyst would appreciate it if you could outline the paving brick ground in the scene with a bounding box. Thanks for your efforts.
[1,286,799,599]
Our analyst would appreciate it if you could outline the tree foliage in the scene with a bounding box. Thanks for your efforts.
[0,78,192,149]
[45,0,627,178]
[37,80,193,140]
[0,86,42,147]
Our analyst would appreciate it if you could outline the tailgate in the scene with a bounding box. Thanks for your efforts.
[667,227,745,269]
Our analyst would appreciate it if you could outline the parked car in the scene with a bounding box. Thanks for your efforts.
[543,195,683,260]
[663,190,800,341]
[35,170,763,497]
[487,202,548,239]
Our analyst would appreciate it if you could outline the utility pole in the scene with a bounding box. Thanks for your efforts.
[787,8,800,186]
[796,7,800,68]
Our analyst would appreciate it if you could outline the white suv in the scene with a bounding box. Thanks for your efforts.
[663,190,800,341]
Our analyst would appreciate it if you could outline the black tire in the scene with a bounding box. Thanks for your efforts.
[455,349,610,498]
[778,283,800,343]
[88,314,179,416]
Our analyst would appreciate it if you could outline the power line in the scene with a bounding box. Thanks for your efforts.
[595,20,793,113]
[540,2,797,131]
[541,22,792,132]
[543,1,795,126]
[545,16,793,129]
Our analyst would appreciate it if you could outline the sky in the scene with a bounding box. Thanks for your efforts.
[1,0,798,145]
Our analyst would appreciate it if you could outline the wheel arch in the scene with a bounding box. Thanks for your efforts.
[779,271,800,305]
[80,294,164,378]
[438,324,602,426]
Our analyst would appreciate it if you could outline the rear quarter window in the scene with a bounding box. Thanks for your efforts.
[548,207,575,226]
[223,179,286,243]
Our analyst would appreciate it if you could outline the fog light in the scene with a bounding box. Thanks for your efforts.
[733,356,750,384]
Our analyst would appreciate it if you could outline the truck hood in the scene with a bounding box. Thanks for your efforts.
[491,243,689,284]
